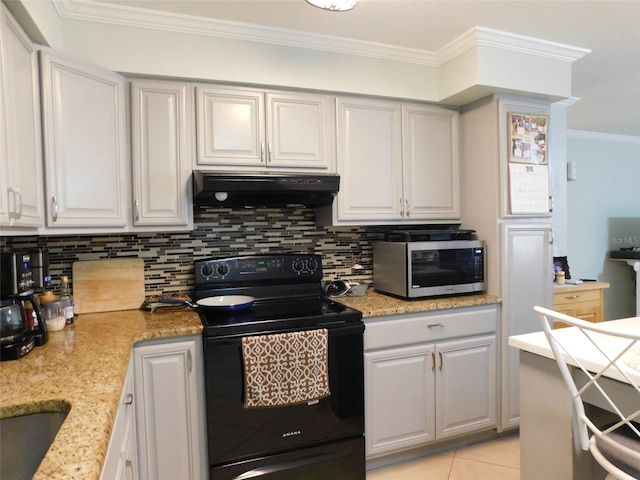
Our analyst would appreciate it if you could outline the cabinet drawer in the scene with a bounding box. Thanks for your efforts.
[554,288,600,306]
[364,305,497,351]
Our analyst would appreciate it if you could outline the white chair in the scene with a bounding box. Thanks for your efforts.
[534,306,640,480]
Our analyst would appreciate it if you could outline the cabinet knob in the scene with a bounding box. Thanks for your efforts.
[124,393,133,406]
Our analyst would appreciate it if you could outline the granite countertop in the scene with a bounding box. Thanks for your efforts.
[333,289,501,318]
[0,307,202,480]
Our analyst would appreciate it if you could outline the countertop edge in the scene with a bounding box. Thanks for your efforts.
[333,290,501,318]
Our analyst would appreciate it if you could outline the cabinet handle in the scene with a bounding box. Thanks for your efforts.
[126,459,133,478]
[426,323,444,328]
[268,142,273,163]
[7,186,22,219]
[187,350,193,373]
[399,198,404,217]
[134,200,140,222]
[260,142,265,163]
[51,196,58,222]
[439,351,443,370]
[124,393,133,406]
[564,295,580,299]
[431,351,435,371]
[405,199,410,217]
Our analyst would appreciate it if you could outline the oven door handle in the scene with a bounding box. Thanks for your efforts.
[233,450,353,479]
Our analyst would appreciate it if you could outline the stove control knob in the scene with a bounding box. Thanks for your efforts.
[201,264,214,278]
[217,264,229,277]
[307,258,318,273]
[292,259,304,273]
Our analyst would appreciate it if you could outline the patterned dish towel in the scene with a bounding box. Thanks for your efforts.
[242,328,330,408]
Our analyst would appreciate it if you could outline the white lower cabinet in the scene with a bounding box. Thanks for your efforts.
[101,358,138,480]
[364,305,498,458]
[133,336,207,480]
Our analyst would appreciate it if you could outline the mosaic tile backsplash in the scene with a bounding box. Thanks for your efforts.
[1,207,391,296]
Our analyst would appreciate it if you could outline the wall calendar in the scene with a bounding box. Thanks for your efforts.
[508,163,550,214]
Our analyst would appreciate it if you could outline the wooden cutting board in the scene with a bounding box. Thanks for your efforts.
[73,258,145,314]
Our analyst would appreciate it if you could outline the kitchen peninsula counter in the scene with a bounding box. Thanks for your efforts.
[0,308,202,480]
[333,289,501,318]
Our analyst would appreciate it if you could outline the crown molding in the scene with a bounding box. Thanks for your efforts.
[437,26,590,65]
[52,0,589,67]
[51,0,437,65]
[567,129,640,144]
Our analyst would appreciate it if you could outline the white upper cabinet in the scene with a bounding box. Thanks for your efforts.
[40,48,128,229]
[129,79,192,229]
[195,85,333,172]
[334,97,404,222]
[402,103,459,220]
[322,97,459,226]
[0,5,44,230]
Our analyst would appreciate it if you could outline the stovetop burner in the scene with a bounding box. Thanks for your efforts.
[194,253,362,336]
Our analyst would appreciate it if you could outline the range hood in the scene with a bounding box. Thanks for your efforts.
[193,171,340,208]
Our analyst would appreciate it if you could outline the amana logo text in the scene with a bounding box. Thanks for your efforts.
[282,430,302,438]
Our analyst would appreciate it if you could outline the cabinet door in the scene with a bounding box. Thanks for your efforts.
[0,9,9,226]
[402,104,459,220]
[435,335,497,439]
[40,49,128,228]
[195,85,265,167]
[500,224,553,429]
[0,6,44,228]
[336,97,403,222]
[265,91,332,170]
[134,338,207,480]
[364,344,435,458]
[101,358,138,480]
[130,79,192,228]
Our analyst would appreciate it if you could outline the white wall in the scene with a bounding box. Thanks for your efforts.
[566,133,640,320]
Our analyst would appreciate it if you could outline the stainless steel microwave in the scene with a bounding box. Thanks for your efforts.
[373,240,486,299]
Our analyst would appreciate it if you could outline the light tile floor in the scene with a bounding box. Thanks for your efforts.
[367,434,520,480]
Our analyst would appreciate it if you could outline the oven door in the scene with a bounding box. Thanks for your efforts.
[203,321,364,469]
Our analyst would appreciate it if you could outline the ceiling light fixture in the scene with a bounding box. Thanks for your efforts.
[305,0,360,12]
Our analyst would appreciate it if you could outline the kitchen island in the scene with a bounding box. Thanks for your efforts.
[509,316,640,480]
[0,308,202,480]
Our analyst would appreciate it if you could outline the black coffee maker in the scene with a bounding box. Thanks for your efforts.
[0,251,49,360]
